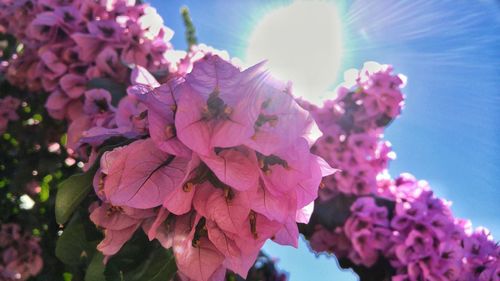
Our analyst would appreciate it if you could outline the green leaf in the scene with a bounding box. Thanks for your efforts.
[104,233,177,281]
[104,233,153,280]
[124,248,177,281]
[85,252,106,281]
[55,223,95,266]
[55,172,94,225]
[87,78,127,106]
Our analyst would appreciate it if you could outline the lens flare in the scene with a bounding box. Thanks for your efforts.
[246,1,343,105]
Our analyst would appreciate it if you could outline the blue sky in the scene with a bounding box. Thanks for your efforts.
[150,1,500,280]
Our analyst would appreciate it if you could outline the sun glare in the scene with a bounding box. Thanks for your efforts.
[246,1,343,105]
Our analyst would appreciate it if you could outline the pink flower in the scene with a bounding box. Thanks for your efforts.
[71,33,104,62]
[44,36,338,280]
[103,138,191,209]
[175,54,261,156]
[28,11,59,41]
[39,50,67,81]
[172,213,225,281]
[60,74,87,99]
[53,6,83,33]
[350,229,379,266]
[115,95,148,135]
[66,115,93,150]
[245,73,320,155]
[83,89,113,115]
[90,202,155,256]
[96,47,127,81]
[176,44,240,76]
[309,226,351,257]
[193,182,251,235]
[87,20,123,43]
[258,139,322,208]
[90,203,155,232]
[161,155,201,215]
[128,68,191,156]
[45,89,70,120]
[200,147,260,192]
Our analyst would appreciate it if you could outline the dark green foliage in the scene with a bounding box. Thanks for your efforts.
[104,233,177,281]
[55,172,94,225]
[0,33,80,281]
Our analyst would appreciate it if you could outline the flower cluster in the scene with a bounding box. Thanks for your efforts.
[0,2,332,280]
[306,64,499,280]
[382,176,499,281]
[461,227,500,281]
[1,0,497,279]
[70,44,242,158]
[337,197,390,267]
[89,54,333,281]
[0,0,180,145]
[302,62,405,198]
[312,175,499,281]
[0,96,20,134]
[0,223,43,281]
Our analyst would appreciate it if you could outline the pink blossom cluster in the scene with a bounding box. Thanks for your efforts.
[0,96,21,134]
[379,175,499,281]
[310,175,499,281]
[305,64,499,280]
[310,197,391,267]
[70,44,238,157]
[89,54,334,281]
[0,223,43,281]
[0,0,179,140]
[302,62,405,198]
[1,3,315,279]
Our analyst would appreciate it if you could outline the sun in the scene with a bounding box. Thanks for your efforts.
[246,0,343,105]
